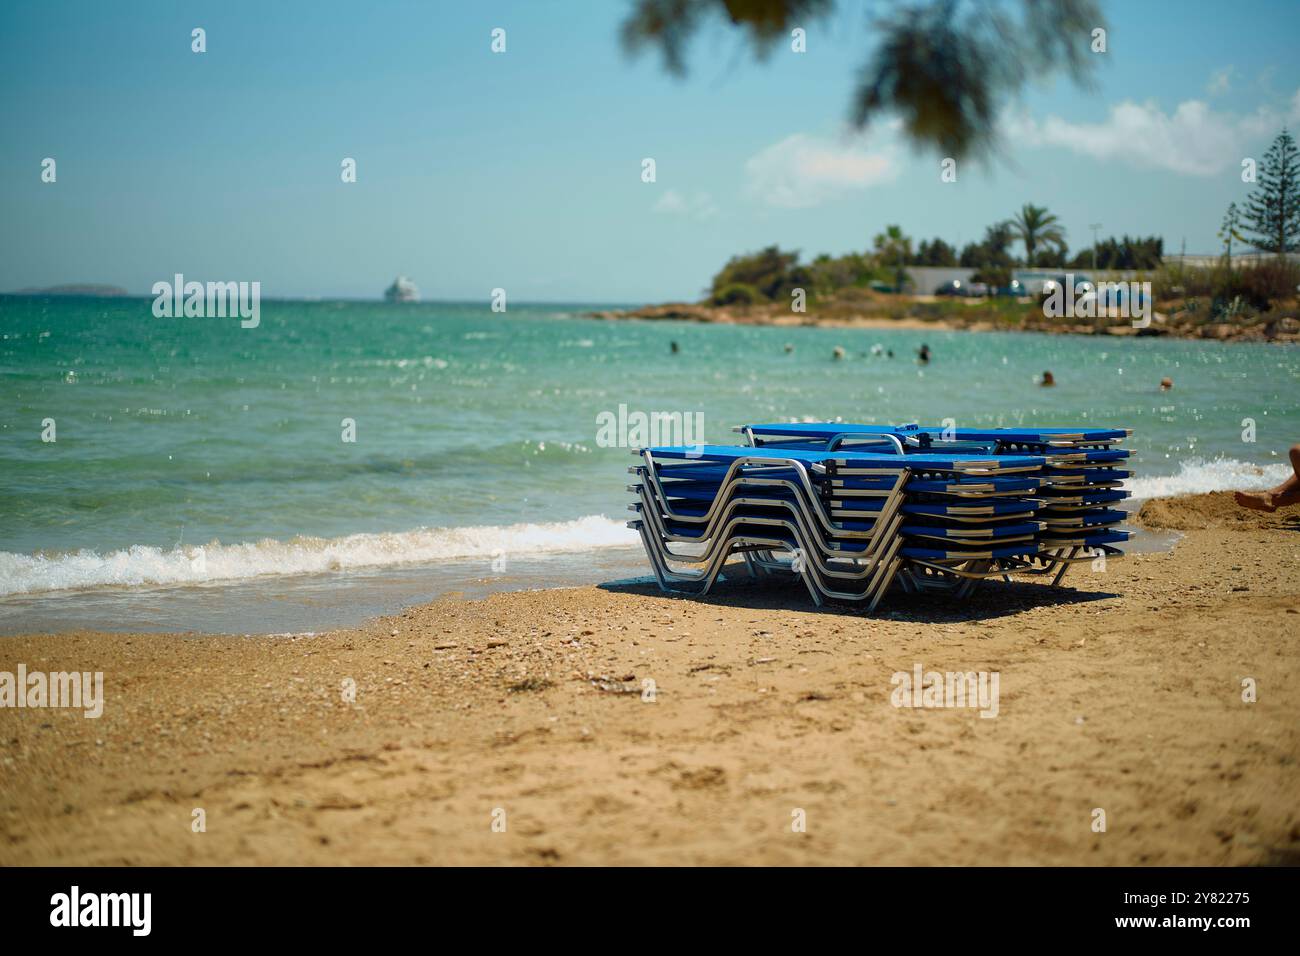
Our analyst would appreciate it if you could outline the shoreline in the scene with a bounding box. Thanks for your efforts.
[0,519,1185,638]
[589,301,1300,343]
[2,492,1297,866]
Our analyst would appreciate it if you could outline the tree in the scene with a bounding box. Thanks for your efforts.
[959,221,1016,286]
[913,237,958,266]
[872,225,913,289]
[808,251,877,295]
[1067,235,1162,270]
[1218,202,1245,261]
[1011,203,1066,267]
[621,0,1105,160]
[1034,244,1069,269]
[709,245,808,303]
[960,221,1015,267]
[1242,128,1300,255]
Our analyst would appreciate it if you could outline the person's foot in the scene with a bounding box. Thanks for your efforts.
[1235,490,1277,512]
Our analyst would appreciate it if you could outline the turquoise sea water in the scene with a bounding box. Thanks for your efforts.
[1,296,1296,632]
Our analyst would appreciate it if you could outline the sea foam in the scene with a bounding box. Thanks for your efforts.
[1123,457,1290,500]
[0,515,638,597]
[2,458,1290,597]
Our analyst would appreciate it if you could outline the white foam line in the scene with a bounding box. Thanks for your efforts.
[1123,457,1290,501]
[0,515,639,597]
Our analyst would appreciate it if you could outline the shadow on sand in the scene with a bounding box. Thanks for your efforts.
[598,572,1119,624]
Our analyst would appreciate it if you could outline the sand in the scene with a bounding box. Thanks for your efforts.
[2,492,1297,866]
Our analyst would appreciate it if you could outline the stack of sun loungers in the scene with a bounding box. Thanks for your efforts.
[627,422,1131,610]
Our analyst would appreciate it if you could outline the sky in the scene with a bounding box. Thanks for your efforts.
[1,0,1299,303]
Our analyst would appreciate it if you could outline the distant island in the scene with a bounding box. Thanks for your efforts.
[10,284,129,296]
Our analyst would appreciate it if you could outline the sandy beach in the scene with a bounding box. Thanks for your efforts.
[2,492,1297,867]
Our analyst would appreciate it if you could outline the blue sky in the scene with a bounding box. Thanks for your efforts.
[2,0,1298,302]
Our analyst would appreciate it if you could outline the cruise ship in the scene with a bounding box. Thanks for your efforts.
[383,275,419,303]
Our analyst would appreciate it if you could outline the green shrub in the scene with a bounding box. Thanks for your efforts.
[710,246,799,302]
[1155,260,1300,314]
[711,282,763,306]
[1235,258,1300,309]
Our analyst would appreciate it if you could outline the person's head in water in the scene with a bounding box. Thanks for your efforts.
[1040,370,1055,387]
[917,344,931,363]
[670,341,679,354]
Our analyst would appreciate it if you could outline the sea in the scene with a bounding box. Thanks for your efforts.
[1,296,1296,634]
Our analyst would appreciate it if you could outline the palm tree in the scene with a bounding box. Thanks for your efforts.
[872,224,913,291]
[1012,204,1067,267]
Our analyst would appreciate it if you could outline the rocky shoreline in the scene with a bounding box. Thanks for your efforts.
[588,300,1300,343]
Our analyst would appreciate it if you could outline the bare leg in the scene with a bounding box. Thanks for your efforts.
[1276,444,1300,506]
[1235,443,1300,511]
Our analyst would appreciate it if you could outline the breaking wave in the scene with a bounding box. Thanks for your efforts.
[1123,457,1290,500]
[0,515,637,597]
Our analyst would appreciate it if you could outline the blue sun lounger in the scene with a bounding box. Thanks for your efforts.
[630,442,1059,609]
[735,421,1130,448]
[629,421,1134,611]
[733,422,1133,592]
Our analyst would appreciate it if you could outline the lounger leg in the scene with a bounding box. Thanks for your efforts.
[867,557,902,612]
[1050,547,1077,587]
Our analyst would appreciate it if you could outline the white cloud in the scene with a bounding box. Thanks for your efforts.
[743,132,899,208]
[653,189,718,220]
[1207,66,1234,95]
[1004,91,1300,177]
